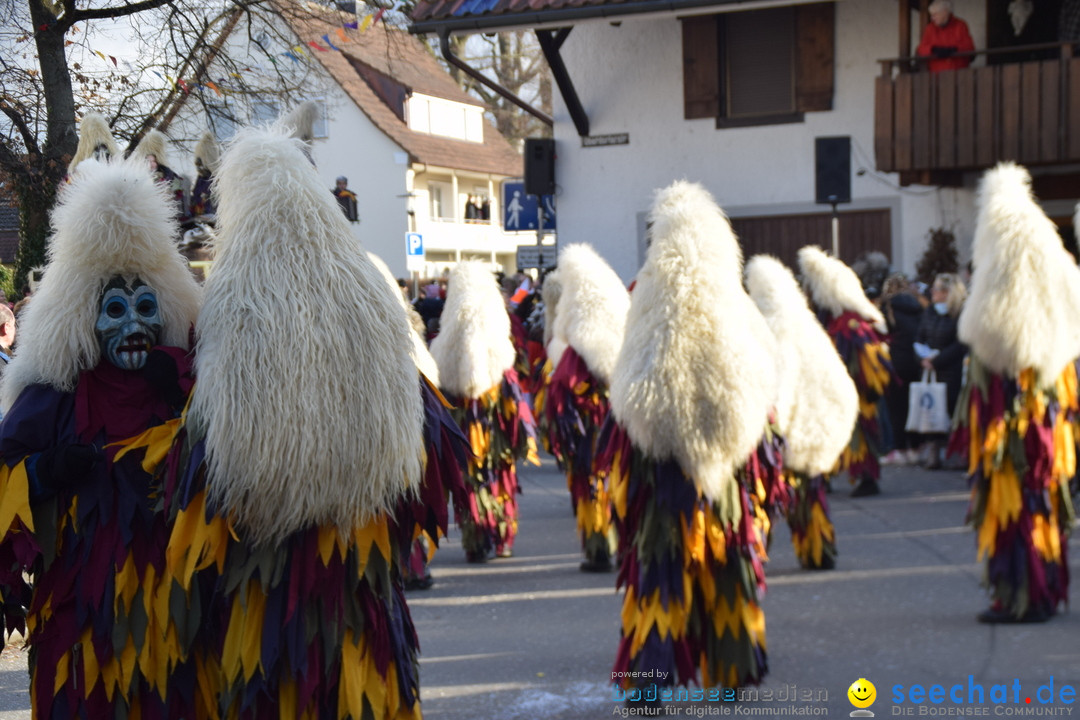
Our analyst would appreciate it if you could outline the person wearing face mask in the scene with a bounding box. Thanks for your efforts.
[914,272,968,469]
[0,152,202,717]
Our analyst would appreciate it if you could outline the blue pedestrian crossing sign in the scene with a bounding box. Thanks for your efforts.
[502,181,555,232]
[406,232,424,256]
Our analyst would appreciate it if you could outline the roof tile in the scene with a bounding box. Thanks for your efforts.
[282,4,522,176]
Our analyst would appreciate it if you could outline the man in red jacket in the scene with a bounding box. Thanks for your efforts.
[917,0,975,72]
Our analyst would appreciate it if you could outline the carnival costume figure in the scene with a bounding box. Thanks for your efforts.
[531,269,563,454]
[746,255,858,570]
[0,153,202,718]
[370,251,455,591]
[430,261,539,563]
[949,163,1080,623]
[154,127,468,718]
[543,244,629,572]
[134,130,187,229]
[798,246,895,498]
[66,112,120,178]
[596,181,778,693]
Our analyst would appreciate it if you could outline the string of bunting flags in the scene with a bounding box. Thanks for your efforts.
[69,8,388,97]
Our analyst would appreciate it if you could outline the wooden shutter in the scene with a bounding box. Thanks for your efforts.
[795,2,835,112]
[682,15,719,119]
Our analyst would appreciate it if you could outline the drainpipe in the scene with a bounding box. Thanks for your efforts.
[438,28,554,127]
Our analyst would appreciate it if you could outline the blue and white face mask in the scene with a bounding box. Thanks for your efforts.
[95,276,162,371]
[934,301,948,315]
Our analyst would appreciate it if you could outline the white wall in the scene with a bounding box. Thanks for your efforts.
[309,96,411,277]
[551,0,986,282]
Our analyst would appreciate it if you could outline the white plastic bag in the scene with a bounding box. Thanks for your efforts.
[905,369,950,434]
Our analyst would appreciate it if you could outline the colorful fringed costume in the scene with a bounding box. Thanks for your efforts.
[798,246,894,496]
[949,360,1076,620]
[431,261,540,562]
[598,421,772,689]
[152,375,468,719]
[444,370,538,560]
[828,312,893,484]
[543,244,629,571]
[547,348,617,568]
[0,356,194,718]
[948,162,1080,622]
[602,182,780,696]
[0,153,203,718]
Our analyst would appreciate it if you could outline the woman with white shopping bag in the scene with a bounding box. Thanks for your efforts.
[911,273,967,468]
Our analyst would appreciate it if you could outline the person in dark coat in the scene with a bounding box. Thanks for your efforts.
[879,274,925,465]
[915,272,968,468]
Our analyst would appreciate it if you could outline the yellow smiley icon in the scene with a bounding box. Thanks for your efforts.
[848,678,877,709]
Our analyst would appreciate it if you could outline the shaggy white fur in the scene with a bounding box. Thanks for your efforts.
[746,255,858,476]
[192,127,423,546]
[194,131,222,174]
[959,162,1080,386]
[0,158,202,412]
[279,101,320,143]
[541,269,566,367]
[552,244,629,384]
[368,252,440,385]
[67,113,120,175]
[797,245,886,333]
[430,260,516,399]
[134,129,169,164]
[610,181,777,502]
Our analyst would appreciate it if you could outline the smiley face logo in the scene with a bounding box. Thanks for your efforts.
[848,678,877,714]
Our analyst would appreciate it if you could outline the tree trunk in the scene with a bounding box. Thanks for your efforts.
[17,0,78,293]
[14,182,54,296]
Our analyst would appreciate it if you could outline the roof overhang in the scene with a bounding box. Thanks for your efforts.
[410,0,839,37]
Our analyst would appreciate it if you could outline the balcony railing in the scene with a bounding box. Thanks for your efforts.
[874,43,1080,182]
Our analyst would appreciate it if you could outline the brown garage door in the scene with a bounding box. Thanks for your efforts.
[730,208,892,269]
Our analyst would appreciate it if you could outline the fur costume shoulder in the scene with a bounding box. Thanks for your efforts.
[746,255,858,476]
[430,260,516,399]
[67,112,120,174]
[797,245,886,333]
[368,251,440,385]
[541,269,567,367]
[610,180,776,501]
[552,243,629,384]
[960,163,1080,385]
[191,127,423,546]
[194,131,221,173]
[1,157,201,412]
[133,129,169,163]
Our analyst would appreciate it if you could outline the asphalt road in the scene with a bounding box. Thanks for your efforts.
[1,455,1077,719]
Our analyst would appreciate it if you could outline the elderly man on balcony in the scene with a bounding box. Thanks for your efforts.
[917,0,975,72]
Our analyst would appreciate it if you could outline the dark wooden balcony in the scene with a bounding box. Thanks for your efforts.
[874,44,1080,186]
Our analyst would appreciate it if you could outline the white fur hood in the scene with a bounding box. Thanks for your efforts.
[797,245,886,333]
[745,255,858,475]
[552,244,629,384]
[430,260,516,398]
[610,180,776,501]
[960,162,1080,386]
[191,127,423,546]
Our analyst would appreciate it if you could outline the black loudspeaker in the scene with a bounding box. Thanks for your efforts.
[815,136,851,205]
[524,138,555,196]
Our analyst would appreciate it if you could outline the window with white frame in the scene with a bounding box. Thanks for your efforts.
[207,102,238,141]
[251,98,280,126]
[407,93,484,143]
[429,182,453,220]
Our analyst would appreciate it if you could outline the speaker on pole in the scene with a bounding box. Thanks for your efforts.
[815,136,851,205]
[524,138,556,197]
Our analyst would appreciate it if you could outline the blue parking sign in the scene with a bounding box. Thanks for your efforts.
[502,181,555,232]
[406,232,424,256]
